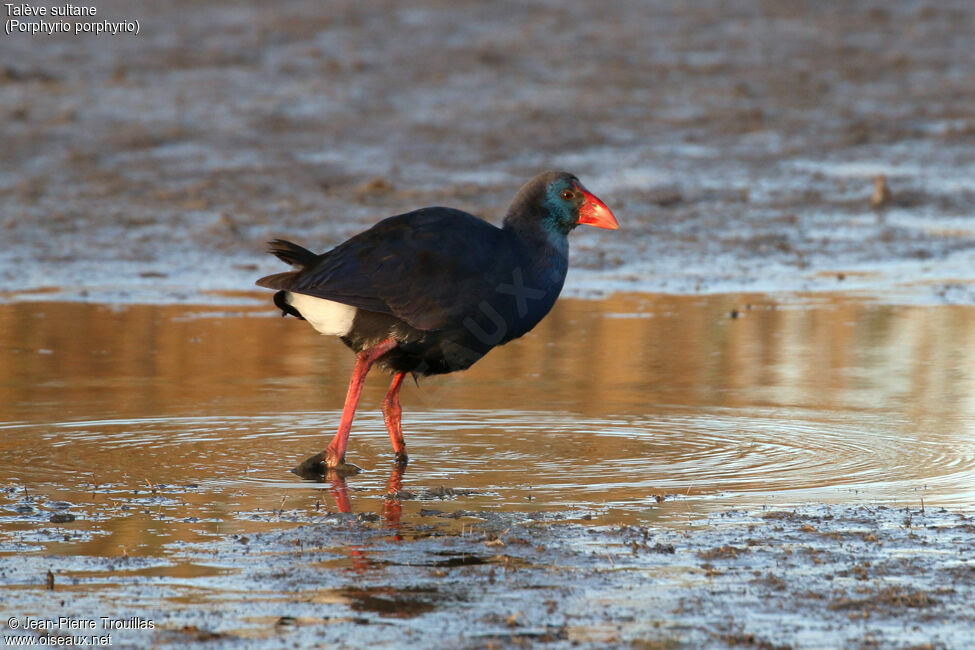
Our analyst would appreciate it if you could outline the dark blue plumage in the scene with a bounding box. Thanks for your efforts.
[256,170,617,470]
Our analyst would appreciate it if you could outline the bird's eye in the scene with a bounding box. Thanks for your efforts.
[561,190,574,200]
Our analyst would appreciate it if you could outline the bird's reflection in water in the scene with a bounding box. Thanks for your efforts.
[381,466,406,540]
[297,461,408,546]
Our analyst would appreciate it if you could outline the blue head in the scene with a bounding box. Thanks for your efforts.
[504,171,618,238]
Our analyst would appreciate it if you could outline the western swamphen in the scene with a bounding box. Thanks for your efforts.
[256,171,618,472]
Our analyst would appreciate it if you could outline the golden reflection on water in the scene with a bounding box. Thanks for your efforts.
[1,293,974,556]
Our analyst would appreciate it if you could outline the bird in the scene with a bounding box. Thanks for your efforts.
[256,171,618,473]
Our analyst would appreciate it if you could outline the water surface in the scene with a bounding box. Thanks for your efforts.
[2,293,974,556]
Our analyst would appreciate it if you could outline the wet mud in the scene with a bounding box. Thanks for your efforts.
[3,1,975,303]
[3,503,974,648]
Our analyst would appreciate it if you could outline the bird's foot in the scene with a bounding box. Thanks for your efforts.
[394,451,409,467]
[292,451,362,479]
[328,461,363,477]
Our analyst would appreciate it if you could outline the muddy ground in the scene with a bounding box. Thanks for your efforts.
[2,0,975,302]
[3,501,974,649]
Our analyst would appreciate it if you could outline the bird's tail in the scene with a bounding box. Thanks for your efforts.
[256,238,316,290]
[266,238,318,267]
[257,239,315,289]
[256,239,316,319]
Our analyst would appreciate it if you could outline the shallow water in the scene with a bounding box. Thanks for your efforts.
[2,293,975,557]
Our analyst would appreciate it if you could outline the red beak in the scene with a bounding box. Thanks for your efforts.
[576,187,619,230]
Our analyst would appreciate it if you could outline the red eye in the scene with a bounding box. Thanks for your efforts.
[561,190,574,200]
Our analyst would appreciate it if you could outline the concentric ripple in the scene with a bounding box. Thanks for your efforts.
[3,406,973,531]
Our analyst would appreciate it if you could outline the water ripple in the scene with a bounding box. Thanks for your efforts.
[3,407,974,513]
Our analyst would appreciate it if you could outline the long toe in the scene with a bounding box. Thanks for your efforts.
[328,462,363,477]
[292,451,362,479]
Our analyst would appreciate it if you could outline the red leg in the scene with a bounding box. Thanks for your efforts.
[382,371,408,465]
[323,338,398,468]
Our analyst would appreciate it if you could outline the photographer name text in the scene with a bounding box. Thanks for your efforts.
[6,616,154,631]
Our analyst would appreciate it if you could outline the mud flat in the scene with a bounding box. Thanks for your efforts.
[1,503,972,648]
[3,1,975,304]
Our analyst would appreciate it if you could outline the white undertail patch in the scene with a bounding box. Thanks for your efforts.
[287,292,357,336]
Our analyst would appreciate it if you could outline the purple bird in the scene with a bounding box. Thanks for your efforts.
[257,171,618,472]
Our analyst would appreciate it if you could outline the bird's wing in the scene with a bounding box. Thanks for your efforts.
[285,208,513,331]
